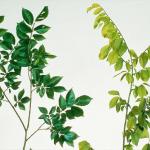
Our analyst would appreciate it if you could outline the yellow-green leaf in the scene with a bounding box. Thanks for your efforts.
[99,45,110,60]
[107,51,118,64]
[109,97,119,108]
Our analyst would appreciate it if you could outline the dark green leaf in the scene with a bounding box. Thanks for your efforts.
[71,106,84,117]
[18,21,32,33]
[33,34,45,41]
[21,97,30,103]
[39,87,45,97]
[0,65,6,73]
[22,8,34,25]
[53,86,66,93]
[36,6,49,21]
[34,25,50,34]
[3,32,15,45]
[39,107,48,114]
[18,102,25,110]
[66,110,75,119]
[66,89,75,107]
[59,95,66,110]
[49,76,63,87]
[0,16,4,23]
[46,88,54,99]
[18,89,25,100]
[76,95,92,106]
[0,28,7,36]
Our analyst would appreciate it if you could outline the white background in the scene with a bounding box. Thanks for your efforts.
[0,0,150,149]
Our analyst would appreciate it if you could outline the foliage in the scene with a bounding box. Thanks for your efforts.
[0,7,92,149]
[79,141,93,150]
[88,3,150,150]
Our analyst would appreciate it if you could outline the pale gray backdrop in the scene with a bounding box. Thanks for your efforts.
[0,0,149,149]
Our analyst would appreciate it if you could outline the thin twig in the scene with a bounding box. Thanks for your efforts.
[26,123,45,141]
[2,89,26,130]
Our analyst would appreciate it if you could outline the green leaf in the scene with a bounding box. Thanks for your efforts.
[53,86,66,93]
[71,106,84,117]
[0,65,6,73]
[129,49,137,58]
[22,8,34,25]
[18,102,25,110]
[140,128,149,138]
[0,16,4,23]
[127,116,136,130]
[126,62,131,72]
[3,32,15,45]
[21,97,30,103]
[18,89,25,100]
[126,73,133,84]
[108,90,119,95]
[46,88,54,99]
[66,110,75,119]
[140,69,149,82]
[139,52,148,68]
[18,21,32,33]
[39,87,45,97]
[34,25,50,34]
[137,85,148,97]
[0,28,7,36]
[64,132,78,142]
[142,144,150,150]
[109,97,119,108]
[76,95,92,106]
[114,58,123,71]
[93,7,103,15]
[107,51,118,64]
[39,107,48,114]
[33,34,45,41]
[112,38,122,51]
[99,45,110,60]
[36,6,49,21]
[49,76,63,87]
[16,25,29,39]
[59,95,66,110]
[66,89,75,107]
[79,141,93,150]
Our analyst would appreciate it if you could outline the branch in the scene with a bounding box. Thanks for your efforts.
[1,89,26,130]
[26,123,45,141]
